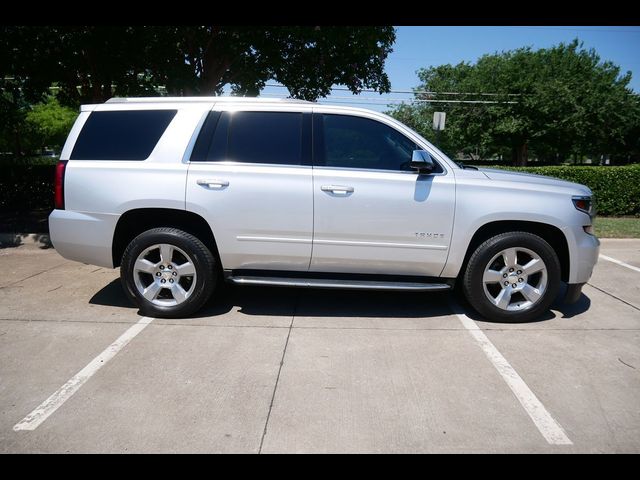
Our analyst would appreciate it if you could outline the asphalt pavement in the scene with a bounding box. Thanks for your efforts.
[0,239,638,453]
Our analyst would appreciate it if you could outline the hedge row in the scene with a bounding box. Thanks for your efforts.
[1,163,639,217]
[0,164,55,212]
[487,164,640,216]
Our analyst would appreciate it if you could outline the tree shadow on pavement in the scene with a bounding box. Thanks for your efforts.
[0,234,23,249]
[0,233,52,249]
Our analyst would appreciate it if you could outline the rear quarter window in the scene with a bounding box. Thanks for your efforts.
[70,110,177,160]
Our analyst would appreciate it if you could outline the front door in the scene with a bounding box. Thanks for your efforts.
[310,112,456,276]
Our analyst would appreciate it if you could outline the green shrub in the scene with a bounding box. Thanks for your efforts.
[482,164,640,216]
[0,164,55,212]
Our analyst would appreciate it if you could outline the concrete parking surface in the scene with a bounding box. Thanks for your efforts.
[0,239,639,453]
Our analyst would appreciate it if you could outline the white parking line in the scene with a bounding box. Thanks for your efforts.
[453,308,573,445]
[13,316,155,431]
[599,254,640,273]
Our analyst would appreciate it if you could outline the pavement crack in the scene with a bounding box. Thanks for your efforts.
[618,358,636,370]
[587,283,640,312]
[258,292,299,454]
[0,263,67,288]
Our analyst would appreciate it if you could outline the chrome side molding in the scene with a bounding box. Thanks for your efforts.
[226,275,452,291]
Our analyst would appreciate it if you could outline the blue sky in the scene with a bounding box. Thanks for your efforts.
[259,26,640,112]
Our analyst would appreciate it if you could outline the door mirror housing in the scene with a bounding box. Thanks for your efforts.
[409,150,435,173]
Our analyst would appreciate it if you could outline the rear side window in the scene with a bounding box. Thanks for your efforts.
[191,111,302,165]
[70,110,177,160]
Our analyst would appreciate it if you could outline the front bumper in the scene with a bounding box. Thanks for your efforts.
[565,226,600,284]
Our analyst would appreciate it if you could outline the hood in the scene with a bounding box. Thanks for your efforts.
[478,167,592,196]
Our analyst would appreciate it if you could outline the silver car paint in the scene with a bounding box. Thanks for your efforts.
[440,167,599,283]
[187,162,314,271]
[54,104,211,267]
[186,103,315,271]
[50,98,599,285]
[49,209,119,267]
[310,166,455,276]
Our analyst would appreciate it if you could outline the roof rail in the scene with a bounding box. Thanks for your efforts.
[105,96,314,104]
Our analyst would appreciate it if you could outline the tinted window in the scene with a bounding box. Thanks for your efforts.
[229,112,302,165]
[319,114,418,171]
[208,111,231,162]
[192,111,302,165]
[70,110,176,160]
[189,111,221,162]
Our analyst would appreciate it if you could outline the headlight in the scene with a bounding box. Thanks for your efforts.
[572,195,595,218]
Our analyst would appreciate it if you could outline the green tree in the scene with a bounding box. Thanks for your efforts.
[1,26,395,105]
[0,81,41,157]
[388,40,640,166]
[0,93,77,156]
[26,96,78,152]
[147,26,395,100]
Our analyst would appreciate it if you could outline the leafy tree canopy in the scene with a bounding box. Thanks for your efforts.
[388,40,640,165]
[1,26,396,105]
[26,96,78,150]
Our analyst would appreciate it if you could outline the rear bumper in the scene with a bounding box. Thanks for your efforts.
[49,209,118,268]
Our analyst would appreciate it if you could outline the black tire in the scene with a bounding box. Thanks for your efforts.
[120,227,217,318]
[462,231,561,322]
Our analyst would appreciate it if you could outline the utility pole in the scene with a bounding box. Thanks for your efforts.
[433,112,446,147]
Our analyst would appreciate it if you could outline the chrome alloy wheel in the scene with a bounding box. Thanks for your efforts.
[482,247,548,312]
[132,243,197,307]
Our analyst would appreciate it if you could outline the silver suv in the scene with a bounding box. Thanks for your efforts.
[49,97,599,321]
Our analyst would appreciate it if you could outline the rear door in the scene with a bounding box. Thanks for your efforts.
[186,105,314,271]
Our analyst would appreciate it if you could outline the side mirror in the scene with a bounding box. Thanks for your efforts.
[409,150,435,174]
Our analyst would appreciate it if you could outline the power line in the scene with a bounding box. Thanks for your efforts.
[496,26,640,34]
[263,83,521,97]
[315,99,515,106]
[320,97,518,105]
[261,93,517,105]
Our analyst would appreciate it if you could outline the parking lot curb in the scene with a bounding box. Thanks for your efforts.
[0,233,52,249]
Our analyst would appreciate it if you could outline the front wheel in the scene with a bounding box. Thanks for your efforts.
[120,228,217,318]
[462,231,561,322]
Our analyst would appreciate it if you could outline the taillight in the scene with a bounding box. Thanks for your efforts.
[54,160,68,210]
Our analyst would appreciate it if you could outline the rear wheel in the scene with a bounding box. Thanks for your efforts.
[120,228,216,318]
[463,232,561,322]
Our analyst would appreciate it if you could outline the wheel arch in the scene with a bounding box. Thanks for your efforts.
[458,220,570,282]
[112,208,221,270]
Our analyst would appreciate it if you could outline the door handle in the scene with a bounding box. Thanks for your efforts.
[197,178,229,189]
[321,185,354,195]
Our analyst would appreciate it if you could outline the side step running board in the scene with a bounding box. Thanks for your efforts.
[226,276,452,292]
